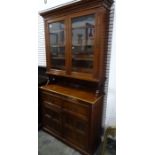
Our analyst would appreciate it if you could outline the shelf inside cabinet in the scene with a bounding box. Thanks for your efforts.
[72,56,93,61]
[51,45,65,48]
[49,29,64,33]
[72,67,92,73]
[72,26,95,30]
[52,56,65,60]
[72,44,93,47]
[52,66,65,70]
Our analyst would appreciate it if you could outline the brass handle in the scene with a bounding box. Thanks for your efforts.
[44,101,53,106]
[45,114,51,118]
[69,97,78,103]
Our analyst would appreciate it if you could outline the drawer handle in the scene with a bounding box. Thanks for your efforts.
[44,101,61,110]
[69,97,78,102]
[44,101,54,106]
[45,114,51,118]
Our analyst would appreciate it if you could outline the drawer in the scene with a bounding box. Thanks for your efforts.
[63,99,89,118]
[41,91,62,107]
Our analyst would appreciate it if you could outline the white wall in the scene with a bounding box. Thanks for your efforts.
[105,12,116,127]
[38,0,116,128]
[38,15,46,67]
[38,0,80,11]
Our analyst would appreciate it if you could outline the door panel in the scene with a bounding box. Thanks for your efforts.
[48,21,66,70]
[62,111,89,150]
[71,14,95,74]
[42,104,61,135]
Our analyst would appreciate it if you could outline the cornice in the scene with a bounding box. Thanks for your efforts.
[39,0,114,17]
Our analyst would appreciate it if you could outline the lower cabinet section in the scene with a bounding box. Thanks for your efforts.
[40,88,103,155]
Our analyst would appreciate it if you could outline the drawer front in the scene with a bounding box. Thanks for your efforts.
[63,99,89,118]
[41,91,62,107]
[42,104,61,135]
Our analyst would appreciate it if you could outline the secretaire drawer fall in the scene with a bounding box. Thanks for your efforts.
[63,99,89,118]
[41,91,62,107]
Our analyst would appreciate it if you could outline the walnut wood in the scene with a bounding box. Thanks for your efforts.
[39,0,114,154]
[40,84,102,104]
[39,0,113,17]
[40,0,113,83]
[39,85,104,155]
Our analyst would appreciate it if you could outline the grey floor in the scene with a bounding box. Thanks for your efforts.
[38,130,115,155]
[38,130,82,155]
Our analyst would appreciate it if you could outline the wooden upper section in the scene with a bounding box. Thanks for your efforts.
[39,0,114,17]
[40,84,103,104]
[39,0,114,88]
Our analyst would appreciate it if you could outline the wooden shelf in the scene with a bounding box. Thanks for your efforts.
[72,26,95,29]
[52,56,93,61]
[72,44,93,47]
[73,54,93,57]
[72,57,93,61]
[52,66,65,70]
[51,45,65,48]
[49,29,64,33]
[52,56,65,60]
[72,67,92,73]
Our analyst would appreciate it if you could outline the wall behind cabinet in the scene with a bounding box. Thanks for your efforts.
[38,0,116,128]
[38,15,46,67]
[104,9,115,127]
[38,0,80,11]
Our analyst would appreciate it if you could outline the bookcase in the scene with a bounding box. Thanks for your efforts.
[39,0,113,154]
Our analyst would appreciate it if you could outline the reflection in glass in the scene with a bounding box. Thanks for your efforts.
[72,14,95,73]
[49,21,65,70]
[49,22,64,32]
[50,31,64,46]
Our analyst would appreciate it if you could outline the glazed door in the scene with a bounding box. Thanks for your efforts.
[70,13,97,79]
[45,12,100,81]
[46,19,67,74]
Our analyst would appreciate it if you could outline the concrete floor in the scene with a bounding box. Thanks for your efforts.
[38,130,115,155]
[38,130,81,155]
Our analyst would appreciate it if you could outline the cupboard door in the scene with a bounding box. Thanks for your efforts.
[62,111,89,150]
[71,14,95,74]
[48,20,66,71]
[42,104,62,136]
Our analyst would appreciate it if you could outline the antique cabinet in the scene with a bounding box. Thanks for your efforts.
[40,84,103,155]
[39,0,113,155]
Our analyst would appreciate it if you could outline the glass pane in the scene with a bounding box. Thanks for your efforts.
[49,31,64,46]
[49,21,65,70]
[49,22,64,32]
[72,14,95,73]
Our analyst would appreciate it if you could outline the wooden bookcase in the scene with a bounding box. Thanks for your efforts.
[39,0,113,155]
